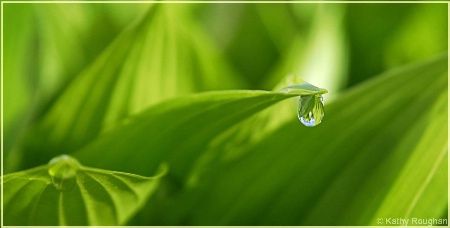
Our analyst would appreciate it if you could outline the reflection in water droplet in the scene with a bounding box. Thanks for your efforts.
[48,154,81,191]
[298,95,325,127]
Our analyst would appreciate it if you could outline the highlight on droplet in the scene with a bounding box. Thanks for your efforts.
[277,80,327,127]
[297,95,325,127]
[48,154,81,191]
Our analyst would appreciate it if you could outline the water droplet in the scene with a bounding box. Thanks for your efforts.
[48,154,81,191]
[298,95,325,127]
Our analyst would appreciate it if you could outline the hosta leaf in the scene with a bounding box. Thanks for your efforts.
[17,4,242,170]
[74,83,325,180]
[157,54,447,225]
[2,155,165,226]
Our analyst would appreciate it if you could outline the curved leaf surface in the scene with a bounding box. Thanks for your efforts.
[2,155,165,226]
[3,4,146,173]
[368,91,448,225]
[3,4,36,172]
[74,82,326,179]
[264,4,347,97]
[158,54,447,225]
[17,4,243,170]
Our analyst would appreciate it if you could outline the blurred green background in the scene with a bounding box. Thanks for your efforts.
[2,2,448,226]
[4,3,447,147]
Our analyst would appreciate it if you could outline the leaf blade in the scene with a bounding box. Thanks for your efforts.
[17,4,244,171]
[159,54,448,225]
[74,90,304,178]
[2,156,165,226]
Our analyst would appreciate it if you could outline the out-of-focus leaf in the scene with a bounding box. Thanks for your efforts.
[157,54,447,225]
[383,4,447,68]
[264,4,347,97]
[3,3,146,172]
[33,4,129,101]
[344,4,415,87]
[24,4,144,118]
[3,4,36,167]
[345,4,446,89]
[255,4,301,53]
[2,155,165,226]
[16,4,243,171]
[209,4,280,88]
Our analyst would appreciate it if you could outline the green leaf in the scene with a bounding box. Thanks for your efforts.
[383,4,447,69]
[368,91,448,225]
[2,155,166,226]
[74,85,323,179]
[345,4,415,87]
[264,4,347,96]
[3,4,145,173]
[4,3,446,226]
[208,4,279,88]
[151,54,447,225]
[32,4,145,102]
[3,4,36,169]
[278,80,328,95]
[16,4,243,170]
[23,82,319,226]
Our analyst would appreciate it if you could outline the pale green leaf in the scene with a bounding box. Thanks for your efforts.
[383,4,447,68]
[2,155,165,226]
[17,4,243,170]
[152,54,447,225]
[3,4,36,167]
[212,4,344,155]
[74,86,323,179]
[265,4,347,98]
[278,81,327,95]
[3,4,145,172]
[3,3,447,227]
[32,4,144,101]
[368,91,448,225]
